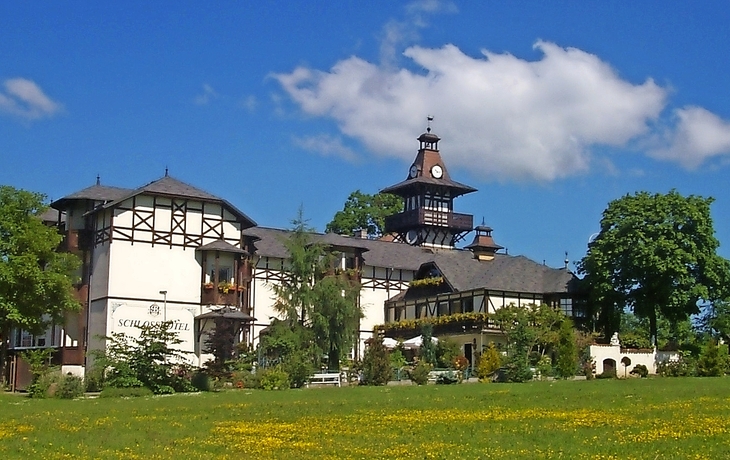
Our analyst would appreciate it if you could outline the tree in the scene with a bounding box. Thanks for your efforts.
[361,336,391,385]
[326,190,403,238]
[0,186,81,385]
[578,190,730,345]
[270,208,363,371]
[555,319,578,379]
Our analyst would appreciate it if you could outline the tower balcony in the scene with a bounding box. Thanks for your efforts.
[201,284,242,307]
[385,209,473,234]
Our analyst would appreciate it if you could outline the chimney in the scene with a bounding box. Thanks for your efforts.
[358,228,368,239]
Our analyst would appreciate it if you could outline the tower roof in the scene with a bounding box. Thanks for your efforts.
[380,128,476,197]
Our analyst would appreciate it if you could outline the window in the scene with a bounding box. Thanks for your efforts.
[462,297,474,313]
[438,301,449,316]
[559,298,572,316]
[211,267,232,283]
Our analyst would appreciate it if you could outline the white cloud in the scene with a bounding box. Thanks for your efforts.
[274,41,667,181]
[0,78,62,120]
[648,106,730,168]
[294,134,358,162]
[239,95,257,112]
[194,83,218,105]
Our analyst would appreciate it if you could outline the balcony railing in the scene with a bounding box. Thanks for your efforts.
[385,209,473,233]
[201,288,240,307]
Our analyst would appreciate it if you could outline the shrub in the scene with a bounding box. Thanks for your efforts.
[191,372,212,392]
[260,367,290,390]
[56,374,85,399]
[436,371,459,385]
[537,355,553,380]
[28,370,62,399]
[596,370,616,379]
[697,339,729,377]
[281,351,315,388]
[477,343,502,382]
[99,387,154,398]
[630,364,649,378]
[409,361,432,386]
[361,338,391,386]
[658,355,696,377]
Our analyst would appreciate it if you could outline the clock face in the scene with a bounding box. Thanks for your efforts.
[405,229,419,245]
[409,164,419,178]
[431,165,443,179]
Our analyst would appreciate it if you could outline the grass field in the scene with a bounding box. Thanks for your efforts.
[1,377,729,459]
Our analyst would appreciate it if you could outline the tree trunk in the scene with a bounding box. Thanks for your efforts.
[649,310,658,348]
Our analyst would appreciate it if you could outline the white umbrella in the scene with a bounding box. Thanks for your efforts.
[382,337,399,349]
[402,335,438,350]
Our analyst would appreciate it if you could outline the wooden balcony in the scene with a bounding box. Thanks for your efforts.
[201,288,240,307]
[385,209,473,233]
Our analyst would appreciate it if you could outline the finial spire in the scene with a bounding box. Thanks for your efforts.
[96,174,100,185]
[426,115,434,133]
[564,251,569,269]
[164,166,169,177]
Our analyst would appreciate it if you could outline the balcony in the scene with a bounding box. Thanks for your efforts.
[201,284,241,307]
[385,209,473,234]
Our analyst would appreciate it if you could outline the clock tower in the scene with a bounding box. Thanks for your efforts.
[382,122,476,248]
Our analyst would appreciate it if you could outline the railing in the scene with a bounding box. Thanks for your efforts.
[385,209,473,233]
[201,289,239,306]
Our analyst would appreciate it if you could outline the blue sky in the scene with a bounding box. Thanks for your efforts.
[3,1,730,269]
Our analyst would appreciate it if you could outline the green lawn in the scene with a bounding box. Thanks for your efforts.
[1,378,729,459]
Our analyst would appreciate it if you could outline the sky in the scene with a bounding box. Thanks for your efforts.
[3,1,730,269]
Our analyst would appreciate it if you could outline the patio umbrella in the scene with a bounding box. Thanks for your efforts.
[402,335,438,350]
[382,337,399,349]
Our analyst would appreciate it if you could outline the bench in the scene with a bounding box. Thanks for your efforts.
[307,372,341,387]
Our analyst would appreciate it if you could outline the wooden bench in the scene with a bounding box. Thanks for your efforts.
[307,372,341,387]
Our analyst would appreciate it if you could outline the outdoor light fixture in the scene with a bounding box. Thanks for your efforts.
[159,290,168,322]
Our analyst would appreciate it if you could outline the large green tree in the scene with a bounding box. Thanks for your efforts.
[325,190,403,238]
[272,209,362,370]
[578,190,730,345]
[0,186,81,384]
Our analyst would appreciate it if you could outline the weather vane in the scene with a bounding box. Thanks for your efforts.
[427,115,434,132]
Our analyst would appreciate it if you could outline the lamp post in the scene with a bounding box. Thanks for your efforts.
[159,290,168,322]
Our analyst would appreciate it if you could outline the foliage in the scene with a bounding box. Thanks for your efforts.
[409,361,432,385]
[191,371,213,392]
[361,337,391,386]
[325,190,403,238]
[56,374,85,399]
[281,350,316,388]
[98,386,154,398]
[28,369,62,398]
[203,317,238,378]
[630,364,649,378]
[493,303,564,363]
[436,371,459,385]
[578,190,730,344]
[271,209,363,370]
[0,186,82,384]
[376,312,492,336]
[536,355,553,380]
[696,339,729,377]
[477,342,502,382]
[701,300,730,341]
[408,276,444,288]
[419,324,437,366]
[22,348,55,398]
[260,367,290,390]
[555,319,578,379]
[389,347,407,369]
[657,354,697,377]
[93,322,193,394]
[435,337,460,368]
